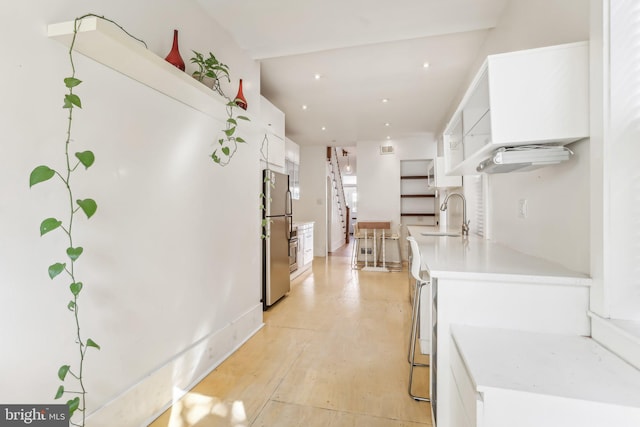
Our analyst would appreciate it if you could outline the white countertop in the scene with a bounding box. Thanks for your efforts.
[451,324,640,407]
[407,225,590,285]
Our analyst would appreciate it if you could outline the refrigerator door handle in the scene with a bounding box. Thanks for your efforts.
[286,216,292,240]
[285,189,292,216]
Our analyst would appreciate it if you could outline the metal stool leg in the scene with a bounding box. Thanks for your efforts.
[408,279,430,402]
[351,237,359,269]
[408,279,428,367]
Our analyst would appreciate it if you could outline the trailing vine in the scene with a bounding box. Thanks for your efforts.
[29,13,249,424]
[29,14,145,427]
[188,50,250,166]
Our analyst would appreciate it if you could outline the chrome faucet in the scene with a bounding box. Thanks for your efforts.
[440,193,470,236]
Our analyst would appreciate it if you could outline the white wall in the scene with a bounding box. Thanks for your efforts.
[589,0,640,321]
[293,145,327,256]
[0,2,262,425]
[447,0,591,273]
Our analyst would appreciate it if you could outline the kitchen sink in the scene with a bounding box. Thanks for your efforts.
[421,232,461,237]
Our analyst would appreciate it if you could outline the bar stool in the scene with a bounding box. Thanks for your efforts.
[351,222,378,269]
[379,226,402,271]
[407,236,430,402]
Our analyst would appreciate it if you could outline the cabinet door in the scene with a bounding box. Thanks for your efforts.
[297,228,304,264]
[444,115,464,173]
[432,157,462,188]
[303,227,313,264]
[264,133,285,171]
[462,69,490,138]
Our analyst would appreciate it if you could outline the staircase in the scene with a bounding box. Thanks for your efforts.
[327,147,349,245]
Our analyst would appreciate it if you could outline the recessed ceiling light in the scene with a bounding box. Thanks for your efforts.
[385,122,390,127]
[423,62,430,69]
[386,136,391,140]
[314,73,322,80]
[321,126,326,131]
[302,105,308,110]
[382,98,389,103]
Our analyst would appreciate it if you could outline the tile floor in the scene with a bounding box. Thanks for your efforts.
[149,242,432,426]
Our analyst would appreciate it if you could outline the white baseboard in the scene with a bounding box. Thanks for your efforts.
[589,311,640,370]
[87,303,264,427]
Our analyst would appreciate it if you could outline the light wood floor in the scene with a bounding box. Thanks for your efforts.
[149,242,432,426]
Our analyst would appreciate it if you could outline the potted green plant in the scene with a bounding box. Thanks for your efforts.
[190,50,230,95]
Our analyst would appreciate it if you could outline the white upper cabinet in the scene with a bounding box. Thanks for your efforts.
[260,96,285,171]
[443,42,589,175]
[428,156,462,188]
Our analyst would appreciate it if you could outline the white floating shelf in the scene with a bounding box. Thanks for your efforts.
[48,16,252,124]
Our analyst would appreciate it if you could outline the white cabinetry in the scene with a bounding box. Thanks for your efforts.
[428,157,462,188]
[260,96,285,173]
[443,42,589,175]
[302,224,314,265]
[285,137,300,200]
[291,222,314,280]
[450,325,640,427]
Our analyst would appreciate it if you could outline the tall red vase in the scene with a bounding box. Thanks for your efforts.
[235,79,248,110]
[165,29,185,71]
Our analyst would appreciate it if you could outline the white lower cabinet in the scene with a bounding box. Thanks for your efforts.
[302,224,313,265]
[429,275,590,427]
[449,325,640,427]
[291,222,314,280]
[450,338,480,427]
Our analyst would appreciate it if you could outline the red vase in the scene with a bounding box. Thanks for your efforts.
[165,29,185,71]
[235,79,248,110]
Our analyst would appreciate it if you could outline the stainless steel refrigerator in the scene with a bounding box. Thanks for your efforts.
[262,169,292,309]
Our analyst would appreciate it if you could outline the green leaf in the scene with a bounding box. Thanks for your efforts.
[218,138,225,146]
[86,338,101,350]
[40,218,62,236]
[222,147,230,156]
[67,301,76,311]
[76,199,97,219]
[75,151,95,169]
[67,397,80,417]
[66,247,83,261]
[224,127,236,137]
[55,385,64,400]
[236,137,246,143]
[63,94,82,109]
[58,365,70,381]
[227,118,237,126]
[237,115,250,121]
[70,282,83,296]
[211,152,221,163]
[48,263,66,279]
[29,165,55,187]
[64,77,82,88]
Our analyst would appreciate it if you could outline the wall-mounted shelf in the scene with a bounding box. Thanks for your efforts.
[47,17,255,125]
[400,175,430,180]
[400,160,436,224]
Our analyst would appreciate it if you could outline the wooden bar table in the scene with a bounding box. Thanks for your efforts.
[357,221,391,272]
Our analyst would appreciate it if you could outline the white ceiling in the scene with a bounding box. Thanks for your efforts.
[197,0,509,147]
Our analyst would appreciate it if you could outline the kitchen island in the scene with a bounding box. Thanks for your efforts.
[407,226,592,426]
